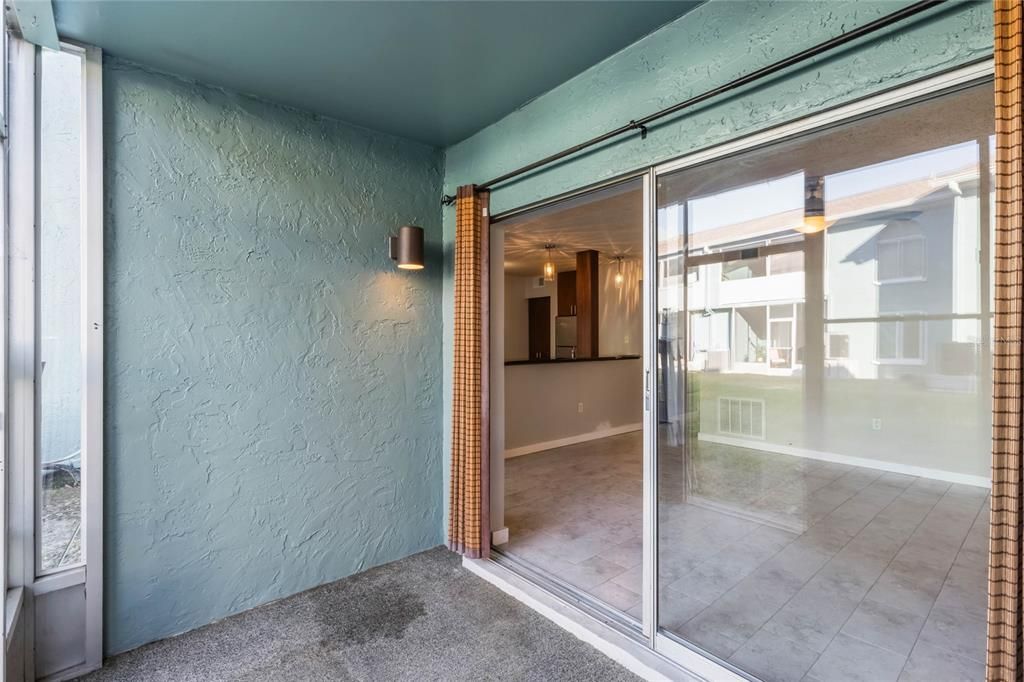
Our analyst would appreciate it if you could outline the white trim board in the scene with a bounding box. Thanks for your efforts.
[491,527,510,546]
[698,433,991,489]
[462,557,706,682]
[504,423,642,459]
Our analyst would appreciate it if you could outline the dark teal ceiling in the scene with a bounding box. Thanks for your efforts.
[54,1,702,146]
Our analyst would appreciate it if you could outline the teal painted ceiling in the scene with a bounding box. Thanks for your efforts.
[54,1,702,146]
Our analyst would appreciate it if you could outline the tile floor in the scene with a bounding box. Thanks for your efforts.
[502,430,989,682]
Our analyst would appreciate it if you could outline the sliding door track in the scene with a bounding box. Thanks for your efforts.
[489,548,644,642]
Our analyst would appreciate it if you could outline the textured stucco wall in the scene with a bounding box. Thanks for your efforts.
[104,58,444,655]
[441,0,993,529]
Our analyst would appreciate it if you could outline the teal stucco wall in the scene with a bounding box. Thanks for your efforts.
[440,0,993,530]
[103,59,444,654]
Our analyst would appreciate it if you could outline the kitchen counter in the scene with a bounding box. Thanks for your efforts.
[504,355,640,366]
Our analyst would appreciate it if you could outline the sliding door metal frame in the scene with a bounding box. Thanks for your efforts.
[489,169,649,226]
[483,58,995,681]
[8,34,36,682]
[641,169,656,646]
[0,20,11,678]
[489,548,643,640]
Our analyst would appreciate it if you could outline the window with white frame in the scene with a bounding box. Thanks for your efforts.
[660,254,685,278]
[721,255,766,280]
[878,316,924,362]
[877,235,926,283]
[720,245,803,280]
[689,310,729,359]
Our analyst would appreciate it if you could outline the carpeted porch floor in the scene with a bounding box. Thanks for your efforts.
[80,547,638,682]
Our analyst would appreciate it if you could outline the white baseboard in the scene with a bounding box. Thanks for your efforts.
[504,423,642,459]
[697,433,991,489]
[491,527,509,546]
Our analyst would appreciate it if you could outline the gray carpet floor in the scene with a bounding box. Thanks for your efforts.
[79,547,639,682]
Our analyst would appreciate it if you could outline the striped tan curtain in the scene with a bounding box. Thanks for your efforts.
[448,185,491,559]
[990,2,1024,680]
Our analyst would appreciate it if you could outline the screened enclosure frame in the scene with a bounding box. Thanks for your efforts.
[6,35,104,681]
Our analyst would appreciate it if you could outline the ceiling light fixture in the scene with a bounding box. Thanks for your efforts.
[543,244,557,282]
[614,256,625,287]
[389,225,425,270]
[797,175,827,234]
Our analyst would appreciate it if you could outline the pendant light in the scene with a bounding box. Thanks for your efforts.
[797,175,826,234]
[614,256,625,287]
[543,244,557,282]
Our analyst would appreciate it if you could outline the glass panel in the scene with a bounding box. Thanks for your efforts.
[497,177,644,620]
[655,83,993,677]
[877,241,900,281]
[39,49,83,572]
[902,320,922,360]
[769,320,793,368]
[902,238,926,279]
[879,320,899,360]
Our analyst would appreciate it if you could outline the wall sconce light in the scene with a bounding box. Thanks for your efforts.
[543,244,557,282]
[797,175,827,234]
[614,256,625,287]
[389,225,424,270]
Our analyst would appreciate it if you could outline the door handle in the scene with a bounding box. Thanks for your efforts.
[644,369,651,411]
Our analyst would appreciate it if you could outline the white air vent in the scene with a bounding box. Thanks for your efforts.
[718,397,766,439]
[533,276,547,288]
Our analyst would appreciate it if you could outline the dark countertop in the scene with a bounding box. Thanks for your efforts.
[505,355,640,366]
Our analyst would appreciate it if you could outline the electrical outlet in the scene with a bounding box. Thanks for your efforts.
[578,402,584,414]
[872,418,882,431]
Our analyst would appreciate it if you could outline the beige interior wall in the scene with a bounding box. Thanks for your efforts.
[505,358,642,452]
[504,274,557,360]
[504,275,528,361]
[599,257,642,357]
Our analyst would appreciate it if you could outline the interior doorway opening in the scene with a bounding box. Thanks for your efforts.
[491,177,646,623]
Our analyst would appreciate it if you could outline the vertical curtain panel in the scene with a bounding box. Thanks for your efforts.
[990,2,1024,680]
[449,185,491,559]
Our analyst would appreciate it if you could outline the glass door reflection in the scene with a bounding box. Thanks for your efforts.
[655,83,994,680]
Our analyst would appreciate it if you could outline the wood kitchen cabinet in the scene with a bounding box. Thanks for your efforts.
[576,250,599,358]
[557,271,576,316]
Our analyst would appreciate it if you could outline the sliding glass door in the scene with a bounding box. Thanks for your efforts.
[650,79,995,679]
[483,61,994,682]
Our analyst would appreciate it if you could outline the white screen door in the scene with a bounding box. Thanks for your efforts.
[6,35,103,682]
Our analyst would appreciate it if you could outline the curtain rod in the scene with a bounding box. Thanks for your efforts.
[441,0,946,207]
